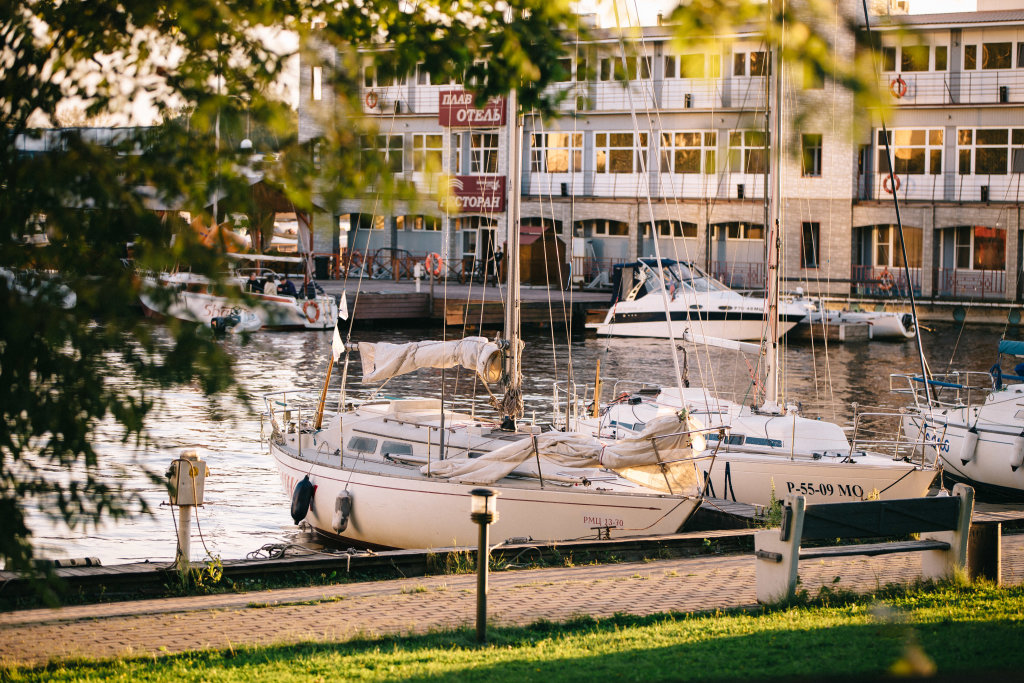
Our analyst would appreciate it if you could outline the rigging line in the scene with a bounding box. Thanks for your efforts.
[861,0,932,407]
[627,0,721,392]
[529,115,563,392]
[611,1,686,398]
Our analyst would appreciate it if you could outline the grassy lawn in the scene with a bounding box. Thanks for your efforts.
[5,582,1024,681]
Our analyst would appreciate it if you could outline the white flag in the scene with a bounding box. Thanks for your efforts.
[332,318,345,361]
[338,290,349,321]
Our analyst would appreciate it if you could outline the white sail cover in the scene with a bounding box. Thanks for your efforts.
[422,413,706,494]
[359,336,502,384]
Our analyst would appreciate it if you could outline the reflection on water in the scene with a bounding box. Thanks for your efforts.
[28,321,1014,564]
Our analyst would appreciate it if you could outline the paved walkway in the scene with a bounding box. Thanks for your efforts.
[2,536,1022,667]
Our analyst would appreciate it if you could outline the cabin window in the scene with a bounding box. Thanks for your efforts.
[347,436,379,453]
[882,46,896,72]
[982,42,1012,69]
[711,221,764,241]
[964,45,977,70]
[728,130,767,174]
[957,128,1024,175]
[641,220,698,238]
[901,45,930,72]
[935,46,948,71]
[381,441,413,456]
[575,218,629,237]
[412,134,442,174]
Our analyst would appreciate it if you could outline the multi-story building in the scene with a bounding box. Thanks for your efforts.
[299,0,1024,300]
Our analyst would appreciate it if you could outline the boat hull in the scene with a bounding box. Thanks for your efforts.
[698,452,937,507]
[141,285,337,330]
[588,311,802,341]
[270,441,701,549]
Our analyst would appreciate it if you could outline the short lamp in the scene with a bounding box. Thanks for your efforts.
[470,487,499,525]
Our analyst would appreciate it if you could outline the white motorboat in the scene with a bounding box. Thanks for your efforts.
[896,340,1024,499]
[573,384,937,507]
[586,259,807,341]
[139,254,338,331]
[791,291,916,340]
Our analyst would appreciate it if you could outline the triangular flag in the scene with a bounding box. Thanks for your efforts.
[332,318,345,361]
[338,290,349,321]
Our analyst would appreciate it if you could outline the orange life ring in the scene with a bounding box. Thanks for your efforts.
[883,175,901,194]
[889,77,908,98]
[879,269,895,292]
[302,300,321,323]
[424,252,443,278]
[365,91,378,108]
[348,250,364,268]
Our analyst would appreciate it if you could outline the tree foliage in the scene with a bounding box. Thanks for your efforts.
[0,0,582,585]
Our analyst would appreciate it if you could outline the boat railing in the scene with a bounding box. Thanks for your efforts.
[889,371,994,409]
[847,409,938,467]
[552,380,594,432]
[262,389,318,432]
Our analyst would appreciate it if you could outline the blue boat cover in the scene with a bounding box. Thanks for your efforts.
[999,340,1024,357]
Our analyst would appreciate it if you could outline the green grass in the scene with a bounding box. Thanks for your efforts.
[5,581,1024,681]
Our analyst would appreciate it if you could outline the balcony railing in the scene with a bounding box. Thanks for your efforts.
[936,268,1005,300]
[881,70,1024,106]
[850,265,922,297]
[710,261,766,290]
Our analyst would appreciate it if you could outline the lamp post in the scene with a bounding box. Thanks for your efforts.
[470,487,499,643]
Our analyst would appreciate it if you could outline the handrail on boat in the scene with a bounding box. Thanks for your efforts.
[847,409,939,467]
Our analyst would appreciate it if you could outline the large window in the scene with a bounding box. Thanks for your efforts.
[530,133,582,173]
[660,131,716,174]
[733,50,767,76]
[958,128,1024,175]
[965,42,1014,70]
[595,132,648,174]
[598,56,651,81]
[412,134,442,174]
[361,135,404,173]
[406,215,442,231]
[857,225,923,269]
[728,130,767,174]
[665,53,713,78]
[640,220,698,238]
[901,45,930,72]
[575,219,629,237]
[801,134,822,177]
[951,226,1005,270]
[469,133,498,174]
[877,129,943,175]
[711,222,764,240]
[801,222,819,268]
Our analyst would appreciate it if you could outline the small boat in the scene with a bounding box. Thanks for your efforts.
[586,259,807,341]
[791,289,915,341]
[139,254,338,331]
[897,339,1024,499]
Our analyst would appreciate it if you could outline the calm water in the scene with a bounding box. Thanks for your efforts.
[29,320,1013,565]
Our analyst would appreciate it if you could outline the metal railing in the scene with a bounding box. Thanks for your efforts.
[850,265,922,297]
[890,371,995,410]
[936,268,1006,300]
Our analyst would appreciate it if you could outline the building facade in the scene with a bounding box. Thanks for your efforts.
[299,2,1024,299]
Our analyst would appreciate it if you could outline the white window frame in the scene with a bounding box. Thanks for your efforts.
[595,132,648,174]
[530,132,583,173]
[660,131,716,175]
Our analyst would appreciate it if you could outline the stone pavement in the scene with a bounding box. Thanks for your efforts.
[2,535,1022,667]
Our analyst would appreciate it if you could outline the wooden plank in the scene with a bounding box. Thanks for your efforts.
[798,497,961,540]
[800,539,950,560]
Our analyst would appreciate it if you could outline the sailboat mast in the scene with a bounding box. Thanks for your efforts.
[501,87,524,426]
[762,16,783,413]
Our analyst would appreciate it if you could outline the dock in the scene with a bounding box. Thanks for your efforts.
[320,280,608,331]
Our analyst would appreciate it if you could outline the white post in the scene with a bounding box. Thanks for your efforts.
[176,505,192,573]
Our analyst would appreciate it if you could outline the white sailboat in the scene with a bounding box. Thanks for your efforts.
[264,89,708,549]
[897,339,1024,499]
[587,258,808,341]
[577,32,937,507]
[791,290,916,340]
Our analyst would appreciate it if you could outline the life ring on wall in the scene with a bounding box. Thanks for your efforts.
[424,252,444,278]
[879,269,895,292]
[365,91,379,109]
[883,175,901,194]
[889,77,908,98]
[302,300,321,323]
[348,250,364,269]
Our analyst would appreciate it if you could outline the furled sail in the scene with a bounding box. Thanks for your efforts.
[358,336,503,384]
[422,413,706,494]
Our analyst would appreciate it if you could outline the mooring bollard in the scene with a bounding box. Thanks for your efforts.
[167,450,208,574]
[470,488,498,643]
[414,261,424,293]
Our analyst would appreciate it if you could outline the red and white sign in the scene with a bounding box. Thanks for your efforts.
[438,90,506,127]
[445,175,506,213]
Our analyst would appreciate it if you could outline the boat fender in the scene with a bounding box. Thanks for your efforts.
[901,313,915,335]
[1012,431,1024,472]
[291,475,315,524]
[960,426,980,466]
[332,490,354,533]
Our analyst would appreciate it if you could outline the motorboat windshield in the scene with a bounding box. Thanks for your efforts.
[639,260,732,294]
